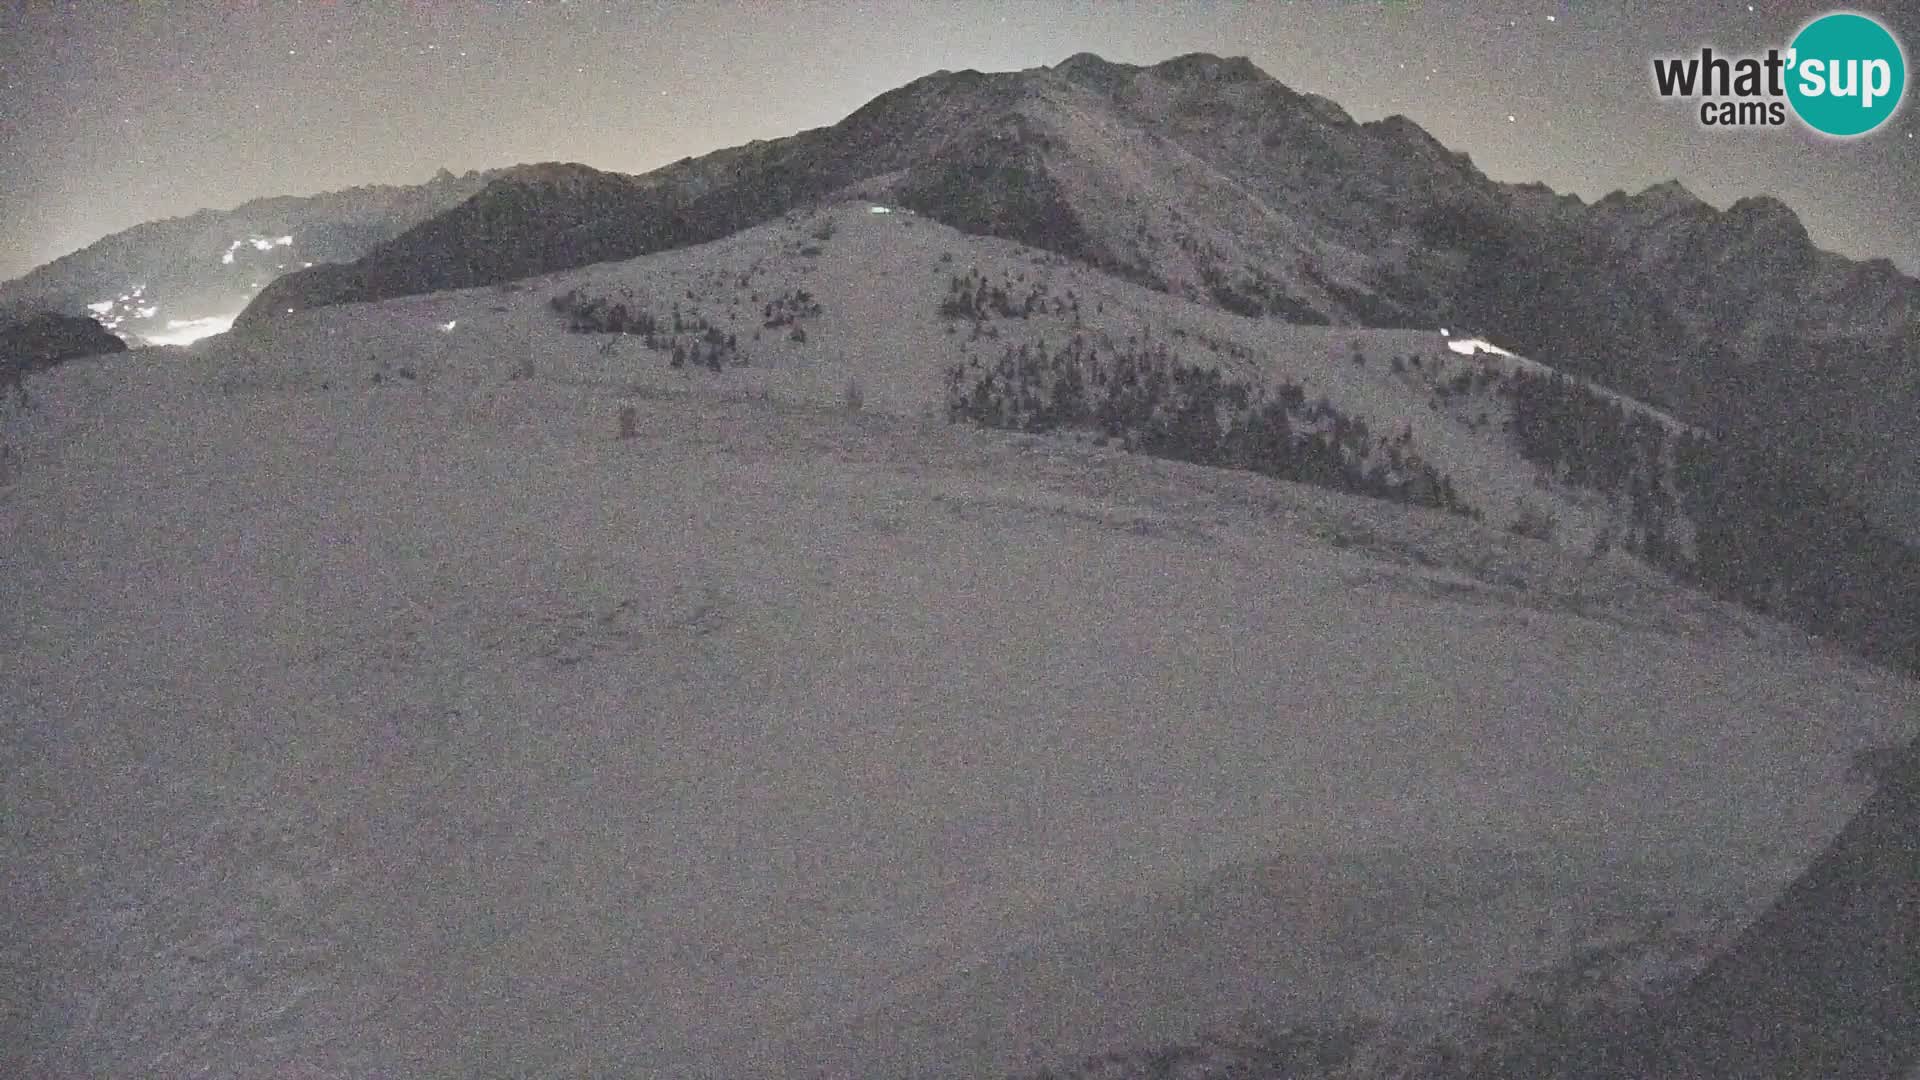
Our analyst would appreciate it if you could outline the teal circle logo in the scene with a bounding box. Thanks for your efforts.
[1786,11,1906,136]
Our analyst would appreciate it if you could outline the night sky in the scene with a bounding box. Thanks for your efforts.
[3,0,1917,281]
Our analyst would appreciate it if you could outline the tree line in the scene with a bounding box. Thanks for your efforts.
[944,333,1476,518]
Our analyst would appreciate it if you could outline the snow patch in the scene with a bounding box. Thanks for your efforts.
[1446,336,1517,358]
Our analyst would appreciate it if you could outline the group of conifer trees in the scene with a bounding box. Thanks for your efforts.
[1495,363,1920,673]
[1503,367,1681,560]
[549,289,741,371]
[943,334,1476,519]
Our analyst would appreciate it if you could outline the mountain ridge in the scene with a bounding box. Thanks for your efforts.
[228,51,1920,538]
[0,167,507,343]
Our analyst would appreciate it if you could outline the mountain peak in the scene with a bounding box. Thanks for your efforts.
[1368,113,1452,154]
[496,161,621,184]
[1054,51,1127,75]
[1592,180,1712,222]
[1150,52,1268,84]
[1722,194,1811,251]
[1635,179,1707,210]
[1050,52,1137,95]
[1726,193,1799,223]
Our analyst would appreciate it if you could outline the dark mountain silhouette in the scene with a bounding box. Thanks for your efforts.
[1346,735,1920,1079]
[1454,738,1920,1080]
[0,310,126,383]
[242,74,1033,315]
[1615,740,1920,1079]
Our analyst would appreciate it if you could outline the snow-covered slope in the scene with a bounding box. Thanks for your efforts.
[4,201,1915,1078]
[238,202,1668,549]
[193,52,1920,543]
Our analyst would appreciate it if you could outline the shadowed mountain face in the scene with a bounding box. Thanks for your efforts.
[0,311,125,381]
[1507,739,1920,1080]
[236,52,1920,538]
[1648,745,1919,1079]
[243,73,1033,313]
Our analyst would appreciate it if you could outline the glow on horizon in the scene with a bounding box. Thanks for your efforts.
[140,314,235,346]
